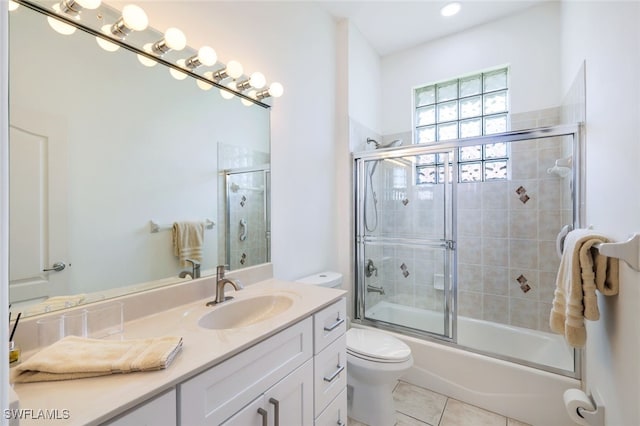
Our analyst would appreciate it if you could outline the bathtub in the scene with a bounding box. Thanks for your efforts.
[357,301,580,426]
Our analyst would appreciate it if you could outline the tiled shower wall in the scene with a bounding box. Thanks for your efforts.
[362,107,574,332]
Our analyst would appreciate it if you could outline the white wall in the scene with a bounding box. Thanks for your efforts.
[561,2,640,425]
[381,2,562,136]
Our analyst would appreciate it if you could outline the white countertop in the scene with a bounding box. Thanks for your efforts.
[11,279,346,425]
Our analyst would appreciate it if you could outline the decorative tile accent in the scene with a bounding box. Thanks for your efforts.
[515,186,531,204]
[240,195,247,207]
[402,198,410,206]
[400,263,410,278]
[516,274,531,293]
[240,253,247,265]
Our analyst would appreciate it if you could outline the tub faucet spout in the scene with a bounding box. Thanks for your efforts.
[207,265,243,306]
[367,284,385,295]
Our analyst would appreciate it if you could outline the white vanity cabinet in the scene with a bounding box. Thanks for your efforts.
[178,297,348,426]
[312,298,347,426]
[179,317,313,425]
[221,359,313,426]
[104,388,176,426]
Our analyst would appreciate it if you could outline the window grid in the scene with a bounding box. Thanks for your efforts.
[414,68,510,184]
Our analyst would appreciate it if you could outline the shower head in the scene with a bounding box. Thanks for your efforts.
[366,137,403,149]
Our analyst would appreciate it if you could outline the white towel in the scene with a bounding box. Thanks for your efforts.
[172,221,204,267]
[549,229,619,347]
[11,335,183,383]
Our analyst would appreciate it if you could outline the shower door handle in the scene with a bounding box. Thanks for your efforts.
[239,218,248,241]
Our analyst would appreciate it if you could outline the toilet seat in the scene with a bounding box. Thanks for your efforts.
[346,328,411,363]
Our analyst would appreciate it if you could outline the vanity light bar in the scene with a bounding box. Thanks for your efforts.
[13,0,283,106]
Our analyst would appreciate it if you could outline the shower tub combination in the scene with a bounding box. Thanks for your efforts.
[353,125,583,426]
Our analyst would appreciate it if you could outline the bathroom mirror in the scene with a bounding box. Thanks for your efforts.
[8,2,270,316]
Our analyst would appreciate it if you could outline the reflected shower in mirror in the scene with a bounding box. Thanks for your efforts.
[9,3,270,317]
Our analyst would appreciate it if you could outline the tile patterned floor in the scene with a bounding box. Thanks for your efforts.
[348,381,531,426]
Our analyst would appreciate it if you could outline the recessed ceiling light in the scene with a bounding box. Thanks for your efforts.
[441,2,462,17]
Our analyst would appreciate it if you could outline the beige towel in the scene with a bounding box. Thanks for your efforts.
[172,221,204,266]
[549,229,619,347]
[11,335,183,383]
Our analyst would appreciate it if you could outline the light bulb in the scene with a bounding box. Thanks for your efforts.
[196,72,214,91]
[164,28,187,51]
[9,1,20,11]
[76,0,101,9]
[268,82,284,98]
[122,4,148,31]
[137,46,158,67]
[48,4,77,35]
[96,25,120,51]
[226,60,244,79]
[241,90,257,107]
[169,59,188,80]
[197,46,217,66]
[440,2,461,17]
[220,82,236,100]
[249,72,266,89]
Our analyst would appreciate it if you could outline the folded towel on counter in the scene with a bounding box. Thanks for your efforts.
[172,221,204,266]
[11,335,183,383]
[549,229,619,347]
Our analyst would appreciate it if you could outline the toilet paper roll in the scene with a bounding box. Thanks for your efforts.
[563,389,595,426]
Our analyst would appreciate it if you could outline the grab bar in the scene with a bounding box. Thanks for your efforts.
[594,233,640,272]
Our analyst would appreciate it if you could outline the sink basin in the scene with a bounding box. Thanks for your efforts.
[198,295,294,330]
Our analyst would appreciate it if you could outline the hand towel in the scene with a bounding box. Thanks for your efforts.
[172,221,204,266]
[549,229,619,347]
[11,335,183,383]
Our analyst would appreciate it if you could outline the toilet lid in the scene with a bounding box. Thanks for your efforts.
[347,328,411,362]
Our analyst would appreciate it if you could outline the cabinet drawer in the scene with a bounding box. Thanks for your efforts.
[313,298,346,354]
[314,389,347,426]
[179,317,312,425]
[314,333,347,415]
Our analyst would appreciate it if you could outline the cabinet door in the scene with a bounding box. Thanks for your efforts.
[265,359,314,426]
[105,389,176,426]
[221,396,265,426]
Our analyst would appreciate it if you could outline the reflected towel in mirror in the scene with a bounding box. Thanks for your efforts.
[172,221,204,267]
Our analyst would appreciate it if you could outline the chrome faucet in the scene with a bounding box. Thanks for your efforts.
[367,284,385,295]
[179,258,201,279]
[207,265,243,306]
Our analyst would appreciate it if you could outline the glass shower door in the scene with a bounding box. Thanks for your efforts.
[225,168,270,270]
[355,149,456,340]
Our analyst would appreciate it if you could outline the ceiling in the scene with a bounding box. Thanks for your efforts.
[317,0,550,56]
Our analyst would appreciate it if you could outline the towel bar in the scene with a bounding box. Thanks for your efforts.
[149,219,215,233]
[594,233,640,272]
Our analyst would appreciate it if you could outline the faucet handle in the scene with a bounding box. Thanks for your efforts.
[216,264,228,279]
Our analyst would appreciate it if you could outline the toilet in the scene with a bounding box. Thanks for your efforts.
[296,272,414,426]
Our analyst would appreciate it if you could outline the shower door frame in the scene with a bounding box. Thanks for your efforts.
[223,165,271,270]
[353,123,584,379]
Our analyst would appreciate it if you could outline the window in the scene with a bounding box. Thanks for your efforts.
[413,68,510,183]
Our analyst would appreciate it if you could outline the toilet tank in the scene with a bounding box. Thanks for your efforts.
[295,271,343,288]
